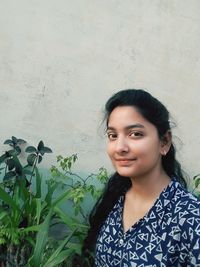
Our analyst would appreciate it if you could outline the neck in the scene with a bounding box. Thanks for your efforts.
[128,169,171,200]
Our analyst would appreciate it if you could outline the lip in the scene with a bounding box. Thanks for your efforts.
[115,158,136,161]
[114,158,137,165]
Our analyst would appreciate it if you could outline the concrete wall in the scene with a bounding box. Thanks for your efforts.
[0,0,200,177]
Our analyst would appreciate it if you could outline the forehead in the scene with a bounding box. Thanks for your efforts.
[107,106,155,130]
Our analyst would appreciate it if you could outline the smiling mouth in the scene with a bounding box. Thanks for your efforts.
[115,158,136,161]
[115,158,137,165]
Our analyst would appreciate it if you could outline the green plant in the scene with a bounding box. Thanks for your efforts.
[0,136,108,267]
[45,154,108,267]
[193,174,200,199]
[0,136,53,266]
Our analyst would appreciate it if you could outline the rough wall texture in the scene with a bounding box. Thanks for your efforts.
[0,0,200,177]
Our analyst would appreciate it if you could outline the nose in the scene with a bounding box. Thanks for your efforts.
[115,136,129,153]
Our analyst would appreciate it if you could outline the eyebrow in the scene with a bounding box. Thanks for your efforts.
[107,123,145,131]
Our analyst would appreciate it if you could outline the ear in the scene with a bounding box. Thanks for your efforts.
[160,131,172,156]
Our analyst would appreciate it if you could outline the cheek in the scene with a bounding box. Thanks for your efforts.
[131,139,161,156]
[107,143,113,158]
[107,143,117,162]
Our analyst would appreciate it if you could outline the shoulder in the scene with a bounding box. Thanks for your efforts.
[170,180,200,239]
[172,180,200,210]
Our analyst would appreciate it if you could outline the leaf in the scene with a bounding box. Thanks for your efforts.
[17,138,26,144]
[15,145,21,154]
[0,186,20,211]
[14,157,23,175]
[44,180,57,206]
[0,210,10,221]
[56,155,63,162]
[52,190,71,207]
[35,167,41,198]
[67,242,82,255]
[22,225,40,233]
[42,228,77,267]
[54,207,77,230]
[40,146,52,154]
[25,146,37,153]
[68,161,72,170]
[12,136,18,144]
[27,154,37,166]
[73,154,78,163]
[31,209,53,266]
[37,140,44,151]
[43,249,73,267]
[38,155,43,164]
[6,149,16,157]
[7,159,15,170]
[4,139,13,145]
[35,198,42,225]
[23,169,32,175]
[195,178,200,188]
[24,235,36,247]
[4,171,16,180]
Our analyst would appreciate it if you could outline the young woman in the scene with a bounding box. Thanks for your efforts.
[82,89,200,267]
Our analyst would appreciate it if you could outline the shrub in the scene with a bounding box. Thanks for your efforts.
[0,136,108,267]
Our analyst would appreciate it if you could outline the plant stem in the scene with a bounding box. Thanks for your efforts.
[29,154,38,185]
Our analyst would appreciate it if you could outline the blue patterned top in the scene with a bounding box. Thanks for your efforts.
[95,179,200,266]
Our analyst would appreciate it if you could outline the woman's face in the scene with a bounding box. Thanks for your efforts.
[106,106,165,179]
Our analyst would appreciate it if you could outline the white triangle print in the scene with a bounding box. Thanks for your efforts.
[140,251,148,262]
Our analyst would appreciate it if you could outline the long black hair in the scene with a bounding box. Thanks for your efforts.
[81,89,187,265]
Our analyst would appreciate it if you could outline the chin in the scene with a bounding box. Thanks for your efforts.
[116,169,135,178]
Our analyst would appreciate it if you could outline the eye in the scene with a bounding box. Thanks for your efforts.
[107,132,117,140]
[129,131,143,138]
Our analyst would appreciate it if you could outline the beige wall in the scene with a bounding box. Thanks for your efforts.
[0,0,200,177]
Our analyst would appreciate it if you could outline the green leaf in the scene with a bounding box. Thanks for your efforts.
[52,190,71,207]
[68,161,72,170]
[4,139,13,145]
[7,159,15,170]
[32,209,53,266]
[27,153,37,166]
[4,171,16,180]
[35,198,42,225]
[15,145,21,154]
[22,225,40,233]
[0,186,20,211]
[23,169,32,175]
[42,228,77,267]
[40,146,52,154]
[193,174,200,179]
[0,210,10,221]
[56,155,63,162]
[67,242,82,254]
[44,180,58,206]
[54,207,77,230]
[195,178,200,188]
[24,235,36,247]
[14,158,23,175]
[38,155,43,164]
[12,136,18,144]
[73,154,78,163]
[17,138,26,144]
[37,140,44,151]
[7,149,17,157]
[25,146,37,153]
[35,167,41,198]
[43,249,73,267]
[43,249,72,267]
